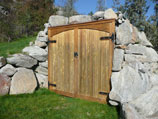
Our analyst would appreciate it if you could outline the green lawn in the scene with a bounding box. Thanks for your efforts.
[0,36,36,57]
[0,89,118,119]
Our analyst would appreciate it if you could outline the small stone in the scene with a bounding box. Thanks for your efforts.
[69,15,92,24]
[0,64,17,76]
[112,48,124,71]
[0,57,6,68]
[36,36,48,42]
[104,8,117,19]
[35,66,48,76]
[36,73,48,88]
[39,61,48,68]
[93,11,104,20]
[48,15,68,27]
[0,73,11,96]
[35,40,47,48]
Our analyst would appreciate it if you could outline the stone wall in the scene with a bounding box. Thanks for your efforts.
[0,8,158,119]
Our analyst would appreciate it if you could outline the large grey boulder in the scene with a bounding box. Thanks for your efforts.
[125,44,158,62]
[48,15,68,27]
[104,8,117,19]
[125,54,148,63]
[138,31,153,47]
[116,20,133,45]
[22,46,48,62]
[69,15,92,24]
[0,57,6,68]
[123,103,145,119]
[10,68,37,94]
[0,73,11,96]
[36,73,48,88]
[7,54,38,68]
[112,48,124,71]
[0,64,17,76]
[130,86,158,119]
[93,11,105,20]
[133,27,153,47]
[35,66,48,76]
[109,65,148,104]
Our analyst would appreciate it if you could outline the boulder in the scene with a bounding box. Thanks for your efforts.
[0,56,6,68]
[7,54,38,68]
[36,73,48,88]
[10,68,37,94]
[93,11,105,20]
[104,8,117,19]
[37,31,47,37]
[125,54,148,63]
[45,46,48,52]
[35,66,48,76]
[48,15,68,27]
[39,61,48,68]
[22,46,48,62]
[0,64,17,76]
[36,36,48,42]
[123,103,145,119]
[34,40,47,48]
[138,31,153,47]
[69,15,92,24]
[132,26,153,47]
[44,23,50,28]
[125,44,158,62]
[130,86,158,119]
[109,65,148,103]
[112,48,124,71]
[0,73,11,96]
[116,20,133,45]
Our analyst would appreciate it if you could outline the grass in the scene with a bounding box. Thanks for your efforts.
[0,89,118,119]
[0,36,36,57]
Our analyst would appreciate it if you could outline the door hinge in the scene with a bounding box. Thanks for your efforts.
[100,33,115,42]
[99,91,109,95]
[48,82,56,87]
[48,40,56,43]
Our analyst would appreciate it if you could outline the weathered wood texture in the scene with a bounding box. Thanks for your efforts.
[48,19,115,103]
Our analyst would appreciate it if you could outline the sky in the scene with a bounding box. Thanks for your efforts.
[55,0,155,17]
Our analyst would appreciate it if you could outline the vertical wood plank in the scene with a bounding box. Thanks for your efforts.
[74,28,79,96]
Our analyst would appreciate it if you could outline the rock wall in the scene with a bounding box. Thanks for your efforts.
[0,8,158,119]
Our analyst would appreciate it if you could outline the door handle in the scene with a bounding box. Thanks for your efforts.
[74,52,78,58]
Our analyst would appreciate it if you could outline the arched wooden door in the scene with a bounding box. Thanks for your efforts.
[48,19,115,103]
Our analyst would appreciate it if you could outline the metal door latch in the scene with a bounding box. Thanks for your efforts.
[48,40,56,43]
[48,82,56,87]
[74,52,78,58]
[99,91,109,95]
[100,33,115,42]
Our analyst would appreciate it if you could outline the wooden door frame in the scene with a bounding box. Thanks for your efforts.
[48,19,115,103]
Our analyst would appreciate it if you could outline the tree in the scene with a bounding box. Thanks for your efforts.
[63,0,78,17]
[0,0,57,42]
[96,0,107,11]
[112,0,124,12]
[88,11,93,16]
[121,0,149,31]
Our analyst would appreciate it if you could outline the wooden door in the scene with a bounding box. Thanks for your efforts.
[48,19,115,103]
